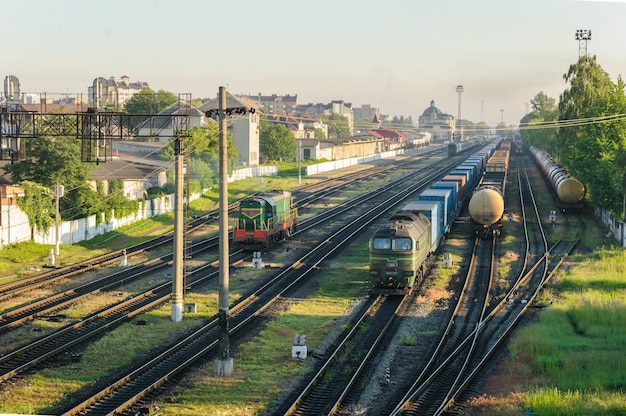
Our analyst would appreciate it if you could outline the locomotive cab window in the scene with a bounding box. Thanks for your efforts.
[393,238,412,251]
[373,238,391,249]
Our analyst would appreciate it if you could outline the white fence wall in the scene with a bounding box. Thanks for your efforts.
[0,192,183,249]
[305,149,403,175]
[0,165,276,249]
[595,207,626,247]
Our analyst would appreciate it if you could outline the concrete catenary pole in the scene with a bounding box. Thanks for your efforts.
[171,135,184,322]
[216,86,233,376]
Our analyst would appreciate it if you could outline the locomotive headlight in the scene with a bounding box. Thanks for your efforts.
[386,261,397,267]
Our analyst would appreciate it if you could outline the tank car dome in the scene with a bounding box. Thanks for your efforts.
[469,188,505,226]
[556,177,585,204]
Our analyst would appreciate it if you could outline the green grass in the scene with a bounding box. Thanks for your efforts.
[0,296,216,415]
[153,244,369,415]
[508,248,626,415]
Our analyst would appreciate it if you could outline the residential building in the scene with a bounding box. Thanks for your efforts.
[135,101,205,139]
[295,100,354,136]
[242,93,297,115]
[199,93,260,167]
[89,159,160,200]
[369,128,407,151]
[87,75,150,108]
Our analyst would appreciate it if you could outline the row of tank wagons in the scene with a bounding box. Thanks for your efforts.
[468,141,511,237]
[232,190,298,250]
[369,139,504,295]
[529,146,586,212]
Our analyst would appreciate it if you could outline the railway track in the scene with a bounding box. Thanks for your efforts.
[0,153,447,382]
[265,150,579,416]
[54,152,460,415]
[384,154,577,415]
[0,148,454,408]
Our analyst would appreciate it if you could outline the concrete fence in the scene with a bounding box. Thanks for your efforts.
[595,206,626,247]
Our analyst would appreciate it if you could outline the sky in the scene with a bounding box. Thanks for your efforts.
[3,0,626,127]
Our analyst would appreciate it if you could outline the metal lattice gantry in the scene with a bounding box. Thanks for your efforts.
[0,94,194,164]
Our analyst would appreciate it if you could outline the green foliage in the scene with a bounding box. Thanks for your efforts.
[1,134,102,221]
[390,115,414,128]
[16,181,55,239]
[160,125,238,190]
[473,121,490,136]
[162,182,175,194]
[325,113,351,138]
[122,88,179,131]
[259,118,297,162]
[314,127,326,139]
[3,135,95,187]
[555,56,626,219]
[520,91,558,151]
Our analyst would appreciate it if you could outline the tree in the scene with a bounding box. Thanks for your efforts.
[122,88,179,131]
[259,118,296,162]
[391,115,413,127]
[314,128,326,139]
[325,113,351,138]
[557,56,626,219]
[474,121,490,136]
[557,55,615,164]
[2,134,100,220]
[17,180,55,241]
[519,92,558,150]
[160,124,238,189]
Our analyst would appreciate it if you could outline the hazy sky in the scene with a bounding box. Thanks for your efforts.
[4,0,625,126]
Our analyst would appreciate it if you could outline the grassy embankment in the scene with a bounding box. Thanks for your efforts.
[468,214,626,415]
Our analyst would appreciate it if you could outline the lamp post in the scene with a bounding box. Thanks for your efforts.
[54,183,64,256]
[456,85,463,141]
[298,139,302,184]
[575,29,591,59]
[203,88,257,377]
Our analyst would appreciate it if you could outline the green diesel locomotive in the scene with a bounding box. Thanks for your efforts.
[369,212,432,295]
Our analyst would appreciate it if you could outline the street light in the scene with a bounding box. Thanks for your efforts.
[456,85,464,141]
[575,29,591,58]
[298,139,302,184]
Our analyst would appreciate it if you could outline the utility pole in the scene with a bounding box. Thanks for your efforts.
[171,135,184,323]
[54,183,64,257]
[456,85,464,141]
[200,86,257,377]
[217,86,233,377]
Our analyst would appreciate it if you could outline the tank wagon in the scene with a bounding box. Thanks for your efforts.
[232,190,298,250]
[529,146,586,212]
[370,140,503,295]
[469,144,510,237]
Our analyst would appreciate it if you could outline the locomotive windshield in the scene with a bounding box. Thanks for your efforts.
[393,238,412,250]
[372,238,391,249]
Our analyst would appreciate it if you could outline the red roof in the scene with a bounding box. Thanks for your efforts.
[370,129,406,141]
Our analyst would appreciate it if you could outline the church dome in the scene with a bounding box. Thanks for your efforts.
[422,100,442,116]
